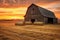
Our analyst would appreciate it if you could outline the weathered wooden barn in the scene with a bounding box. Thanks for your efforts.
[24,4,57,24]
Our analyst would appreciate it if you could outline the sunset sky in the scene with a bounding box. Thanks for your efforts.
[0,0,60,19]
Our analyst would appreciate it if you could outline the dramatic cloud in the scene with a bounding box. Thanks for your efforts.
[53,4,60,11]
[0,0,60,7]
[0,11,11,13]
[0,0,60,19]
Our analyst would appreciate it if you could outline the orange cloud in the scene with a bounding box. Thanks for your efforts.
[0,0,60,7]
[0,0,60,19]
[0,7,27,19]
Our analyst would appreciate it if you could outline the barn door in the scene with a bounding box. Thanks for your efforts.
[48,18,53,24]
[31,19,35,23]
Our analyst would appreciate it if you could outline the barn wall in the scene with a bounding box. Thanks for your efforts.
[44,17,48,24]
[43,17,58,24]
[53,18,58,23]
[24,5,44,22]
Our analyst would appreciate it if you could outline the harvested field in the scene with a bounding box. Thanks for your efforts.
[0,22,60,40]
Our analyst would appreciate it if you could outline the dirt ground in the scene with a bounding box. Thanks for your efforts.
[0,22,60,40]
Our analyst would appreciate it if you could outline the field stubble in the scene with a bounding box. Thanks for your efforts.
[0,22,60,40]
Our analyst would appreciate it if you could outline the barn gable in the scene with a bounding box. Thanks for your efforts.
[24,4,40,17]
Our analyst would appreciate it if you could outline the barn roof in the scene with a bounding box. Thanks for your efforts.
[29,4,56,18]
[38,7,56,18]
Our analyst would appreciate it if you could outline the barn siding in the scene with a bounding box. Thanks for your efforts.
[44,17,48,23]
[53,18,57,23]
[24,4,44,22]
